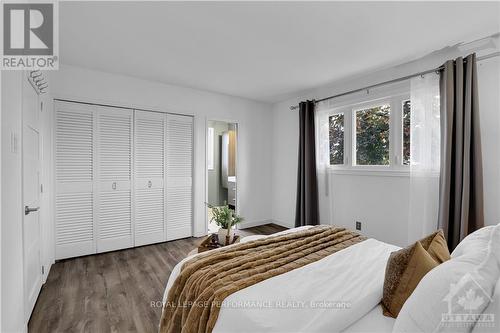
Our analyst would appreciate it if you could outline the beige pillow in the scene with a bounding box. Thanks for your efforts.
[381,230,450,318]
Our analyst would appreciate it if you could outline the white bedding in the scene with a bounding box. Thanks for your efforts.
[341,305,395,333]
[162,227,399,333]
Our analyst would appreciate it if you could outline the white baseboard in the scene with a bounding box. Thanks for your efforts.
[269,219,294,229]
[237,219,273,229]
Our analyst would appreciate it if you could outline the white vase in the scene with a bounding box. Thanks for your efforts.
[218,228,233,245]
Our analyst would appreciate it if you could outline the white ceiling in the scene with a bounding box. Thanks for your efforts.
[60,1,500,103]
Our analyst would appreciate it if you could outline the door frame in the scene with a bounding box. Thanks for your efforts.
[204,118,240,235]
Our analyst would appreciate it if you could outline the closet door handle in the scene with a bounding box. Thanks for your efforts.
[112,182,117,190]
[148,180,152,188]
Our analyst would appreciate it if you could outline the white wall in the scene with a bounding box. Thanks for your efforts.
[477,56,500,227]
[1,71,25,333]
[271,45,500,246]
[51,64,273,233]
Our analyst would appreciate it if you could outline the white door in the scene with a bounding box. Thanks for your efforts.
[55,101,95,259]
[22,76,42,320]
[166,114,193,240]
[134,110,166,246]
[97,106,133,252]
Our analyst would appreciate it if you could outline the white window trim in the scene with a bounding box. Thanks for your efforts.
[207,127,214,170]
[322,91,410,175]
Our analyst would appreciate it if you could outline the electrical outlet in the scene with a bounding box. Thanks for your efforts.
[355,221,362,231]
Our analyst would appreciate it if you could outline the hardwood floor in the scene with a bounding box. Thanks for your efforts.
[28,224,286,333]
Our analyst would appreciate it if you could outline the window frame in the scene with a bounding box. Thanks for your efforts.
[207,127,215,170]
[323,91,410,175]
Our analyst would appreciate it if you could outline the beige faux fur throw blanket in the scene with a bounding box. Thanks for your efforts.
[159,225,366,333]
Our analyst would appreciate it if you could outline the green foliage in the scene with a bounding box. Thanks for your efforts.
[355,105,390,165]
[206,203,244,229]
[329,114,344,165]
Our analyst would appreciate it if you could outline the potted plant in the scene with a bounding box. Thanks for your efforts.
[206,203,244,245]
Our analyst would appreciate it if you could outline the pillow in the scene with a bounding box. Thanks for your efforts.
[490,224,500,264]
[451,224,496,259]
[382,230,450,318]
[471,275,500,333]
[393,226,500,333]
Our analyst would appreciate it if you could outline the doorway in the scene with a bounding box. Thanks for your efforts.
[206,120,238,234]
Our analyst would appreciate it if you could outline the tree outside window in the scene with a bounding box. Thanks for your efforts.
[329,113,344,165]
[402,100,411,165]
[355,105,390,165]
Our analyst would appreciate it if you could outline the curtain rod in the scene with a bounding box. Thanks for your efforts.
[289,51,500,110]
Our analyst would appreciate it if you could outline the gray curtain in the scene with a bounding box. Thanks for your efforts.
[438,53,484,250]
[295,100,319,227]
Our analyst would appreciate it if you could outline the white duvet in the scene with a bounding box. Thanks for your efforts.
[162,227,400,333]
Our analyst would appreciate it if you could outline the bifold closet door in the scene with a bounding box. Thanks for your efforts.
[166,114,193,240]
[55,101,96,259]
[134,110,166,246]
[96,106,133,252]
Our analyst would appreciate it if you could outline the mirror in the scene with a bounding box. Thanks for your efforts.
[207,120,238,234]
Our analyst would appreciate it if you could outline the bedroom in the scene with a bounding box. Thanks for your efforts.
[1,1,499,332]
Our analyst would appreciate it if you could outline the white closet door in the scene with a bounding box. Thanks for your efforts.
[134,110,165,246]
[55,101,95,259]
[166,114,193,240]
[96,106,133,252]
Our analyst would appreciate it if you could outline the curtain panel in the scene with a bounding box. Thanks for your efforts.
[408,73,441,243]
[438,53,484,250]
[295,100,320,227]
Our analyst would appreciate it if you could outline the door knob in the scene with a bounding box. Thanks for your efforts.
[25,206,40,215]
[148,180,152,188]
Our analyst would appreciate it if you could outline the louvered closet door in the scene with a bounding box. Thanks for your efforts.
[55,101,96,259]
[166,114,193,240]
[134,110,166,246]
[96,106,133,252]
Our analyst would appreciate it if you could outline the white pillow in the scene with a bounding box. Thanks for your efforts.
[471,276,500,333]
[393,225,500,333]
[451,225,496,259]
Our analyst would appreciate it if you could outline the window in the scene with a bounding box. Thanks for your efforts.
[329,113,344,165]
[354,105,390,165]
[207,127,214,170]
[402,100,411,165]
[319,91,412,172]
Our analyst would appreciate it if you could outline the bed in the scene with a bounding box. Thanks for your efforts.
[161,224,499,333]
[162,226,399,332]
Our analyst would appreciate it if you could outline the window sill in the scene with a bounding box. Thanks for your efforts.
[326,167,410,178]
